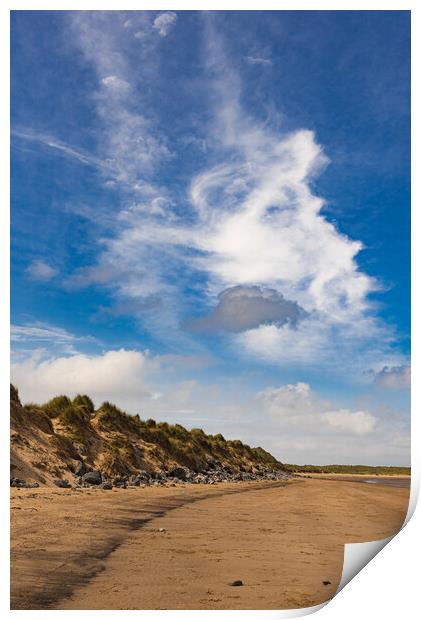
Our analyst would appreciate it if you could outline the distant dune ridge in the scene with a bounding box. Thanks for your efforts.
[10,384,288,488]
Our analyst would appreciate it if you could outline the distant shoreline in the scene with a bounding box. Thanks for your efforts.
[294,472,411,478]
[284,465,410,476]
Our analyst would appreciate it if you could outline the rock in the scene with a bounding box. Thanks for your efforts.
[53,479,71,488]
[158,527,166,532]
[322,580,331,586]
[82,471,102,485]
[168,467,187,480]
[154,471,167,480]
[101,482,113,490]
[25,482,40,488]
[230,580,243,587]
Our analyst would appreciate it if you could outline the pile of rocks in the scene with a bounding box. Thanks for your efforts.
[76,464,289,489]
[10,478,40,488]
[11,463,290,490]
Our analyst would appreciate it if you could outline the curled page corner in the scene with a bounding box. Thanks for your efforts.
[336,535,394,594]
[335,474,416,596]
[403,473,419,526]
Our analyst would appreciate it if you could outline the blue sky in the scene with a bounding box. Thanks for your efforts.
[10,11,410,465]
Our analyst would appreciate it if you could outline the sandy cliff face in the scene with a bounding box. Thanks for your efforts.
[10,385,287,487]
[10,385,80,484]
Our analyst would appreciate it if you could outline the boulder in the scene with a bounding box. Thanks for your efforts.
[168,467,187,480]
[82,470,102,485]
[53,479,71,488]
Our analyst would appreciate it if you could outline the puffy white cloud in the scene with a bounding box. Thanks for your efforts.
[322,409,376,435]
[10,345,408,464]
[257,382,376,435]
[26,259,57,280]
[153,12,177,37]
[11,349,159,408]
[236,314,407,376]
[374,365,411,389]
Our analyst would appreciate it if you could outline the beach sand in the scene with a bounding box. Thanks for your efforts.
[10,478,409,610]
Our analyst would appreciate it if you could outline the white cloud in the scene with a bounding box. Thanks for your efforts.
[12,323,82,344]
[57,16,406,383]
[322,409,376,435]
[258,382,376,435]
[236,315,406,377]
[10,347,408,465]
[26,259,57,280]
[12,129,105,170]
[70,12,172,193]
[153,12,177,37]
[101,75,131,92]
[245,55,272,66]
[11,349,158,407]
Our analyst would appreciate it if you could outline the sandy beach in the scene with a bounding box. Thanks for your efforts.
[10,477,409,610]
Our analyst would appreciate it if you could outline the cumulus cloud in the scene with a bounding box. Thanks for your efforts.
[374,365,411,389]
[258,382,376,435]
[11,348,158,407]
[153,12,177,37]
[322,409,376,435]
[10,346,407,464]
[26,259,57,280]
[236,315,407,375]
[187,285,306,333]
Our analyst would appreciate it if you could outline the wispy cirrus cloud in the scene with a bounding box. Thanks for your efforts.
[245,54,272,66]
[70,11,172,194]
[12,128,105,170]
[20,13,407,382]
[65,19,405,380]
[11,322,96,346]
